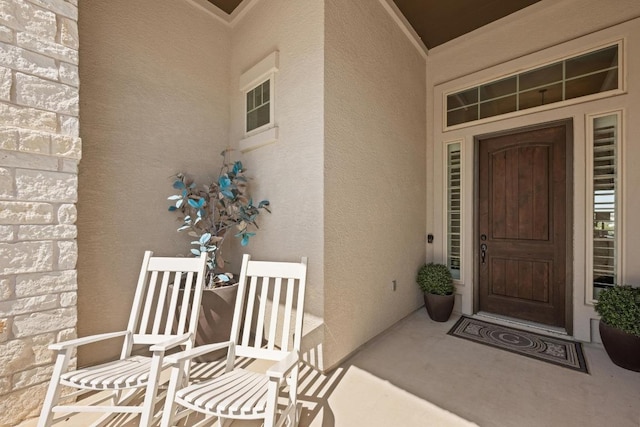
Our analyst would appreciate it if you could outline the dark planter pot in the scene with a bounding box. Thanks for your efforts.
[599,320,640,372]
[174,283,239,362]
[423,293,454,322]
[193,284,239,362]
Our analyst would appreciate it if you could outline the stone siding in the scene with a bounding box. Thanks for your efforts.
[0,0,79,425]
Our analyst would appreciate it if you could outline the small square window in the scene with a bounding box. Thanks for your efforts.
[246,80,271,133]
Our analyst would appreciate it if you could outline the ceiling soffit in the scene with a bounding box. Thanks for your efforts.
[205,0,541,50]
[392,0,541,49]
[206,0,243,15]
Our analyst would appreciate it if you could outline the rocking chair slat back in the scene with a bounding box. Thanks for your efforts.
[241,275,260,347]
[151,271,171,335]
[266,277,282,350]
[282,277,296,351]
[254,276,270,347]
[176,271,195,335]
[137,270,158,334]
[164,273,182,335]
[232,255,308,360]
[128,254,206,345]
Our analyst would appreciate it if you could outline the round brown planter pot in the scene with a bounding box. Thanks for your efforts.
[599,320,640,372]
[423,293,454,322]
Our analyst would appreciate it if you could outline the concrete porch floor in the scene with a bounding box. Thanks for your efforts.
[20,309,640,427]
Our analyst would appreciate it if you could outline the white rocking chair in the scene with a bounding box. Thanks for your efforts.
[38,251,208,427]
[161,254,308,427]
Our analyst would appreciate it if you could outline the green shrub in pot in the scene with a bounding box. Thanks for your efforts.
[594,285,640,371]
[416,263,454,295]
[595,285,640,337]
[416,263,455,322]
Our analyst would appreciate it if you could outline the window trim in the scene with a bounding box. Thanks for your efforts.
[443,39,625,132]
[240,51,279,152]
[585,109,624,304]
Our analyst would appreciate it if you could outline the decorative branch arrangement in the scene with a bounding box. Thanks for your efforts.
[168,149,270,287]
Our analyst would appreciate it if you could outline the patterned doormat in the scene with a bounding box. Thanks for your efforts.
[448,316,588,373]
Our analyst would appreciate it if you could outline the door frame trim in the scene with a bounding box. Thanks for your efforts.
[472,119,574,335]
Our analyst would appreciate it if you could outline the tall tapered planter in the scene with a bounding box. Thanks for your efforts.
[599,320,640,372]
[175,283,238,362]
[423,293,455,322]
[194,284,239,362]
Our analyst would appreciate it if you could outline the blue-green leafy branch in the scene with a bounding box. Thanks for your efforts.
[168,149,270,287]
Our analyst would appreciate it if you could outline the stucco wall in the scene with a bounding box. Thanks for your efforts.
[426,0,640,342]
[324,0,427,369]
[77,0,231,366]
[227,0,325,322]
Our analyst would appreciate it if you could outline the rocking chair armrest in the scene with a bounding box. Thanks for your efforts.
[49,331,129,351]
[165,341,233,364]
[149,333,192,352]
[267,350,300,380]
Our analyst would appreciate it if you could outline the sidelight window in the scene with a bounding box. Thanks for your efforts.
[588,112,622,301]
[446,142,462,280]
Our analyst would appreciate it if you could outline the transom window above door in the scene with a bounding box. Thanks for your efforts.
[446,43,621,128]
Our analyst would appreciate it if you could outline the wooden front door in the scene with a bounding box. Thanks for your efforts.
[477,122,571,328]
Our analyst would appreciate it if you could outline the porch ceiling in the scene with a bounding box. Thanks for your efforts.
[207,0,242,15]
[206,0,541,49]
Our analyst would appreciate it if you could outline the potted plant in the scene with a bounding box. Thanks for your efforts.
[416,263,455,322]
[167,149,270,359]
[594,285,640,371]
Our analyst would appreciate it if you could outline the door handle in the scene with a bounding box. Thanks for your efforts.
[480,243,487,264]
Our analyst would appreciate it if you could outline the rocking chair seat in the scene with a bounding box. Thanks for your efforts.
[176,368,270,416]
[60,355,159,390]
